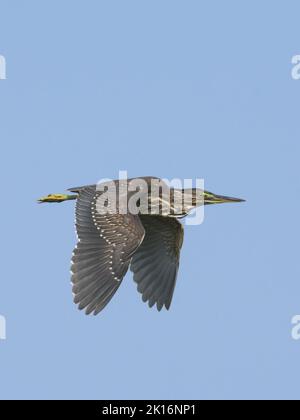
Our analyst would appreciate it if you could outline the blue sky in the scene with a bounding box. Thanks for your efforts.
[1,0,300,400]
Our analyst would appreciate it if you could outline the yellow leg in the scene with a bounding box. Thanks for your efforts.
[37,193,78,203]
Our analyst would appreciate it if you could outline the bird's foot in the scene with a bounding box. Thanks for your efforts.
[37,193,77,203]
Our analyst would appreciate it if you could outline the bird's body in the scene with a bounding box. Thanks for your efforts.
[38,176,244,315]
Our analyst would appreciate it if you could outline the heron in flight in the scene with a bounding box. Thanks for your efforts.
[38,176,244,315]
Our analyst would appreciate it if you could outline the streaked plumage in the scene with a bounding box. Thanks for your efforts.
[38,176,244,315]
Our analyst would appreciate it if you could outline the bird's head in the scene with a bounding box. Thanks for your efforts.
[203,191,245,205]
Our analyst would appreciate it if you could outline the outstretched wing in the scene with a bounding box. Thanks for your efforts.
[130,215,184,311]
[71,187,145,315]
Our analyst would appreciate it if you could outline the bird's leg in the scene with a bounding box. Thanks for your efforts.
[37,193,78,203]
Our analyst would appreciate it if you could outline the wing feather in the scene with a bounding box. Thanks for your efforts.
[130,215,184,311]
[71,187,145,315]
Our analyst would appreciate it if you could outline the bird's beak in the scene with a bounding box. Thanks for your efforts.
[204,192,245,205]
